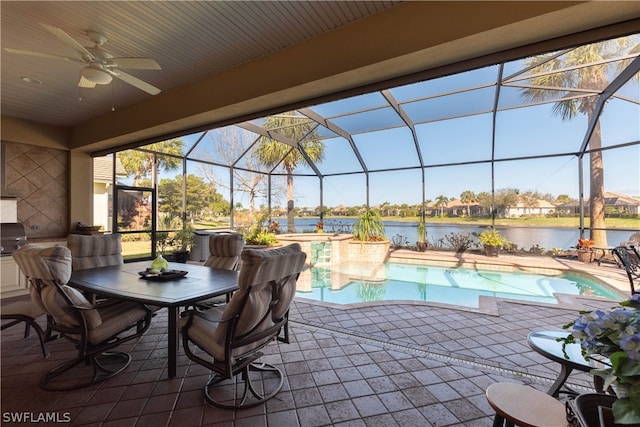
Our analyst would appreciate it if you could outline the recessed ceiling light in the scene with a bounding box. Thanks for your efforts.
[21,77,42,84]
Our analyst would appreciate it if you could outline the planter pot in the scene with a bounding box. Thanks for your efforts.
[577,250,593,263]
[174,250,189,263]
[484,245,500,257]
[244,243,283,250]
[571,394,618,427]
[348,240,390,264]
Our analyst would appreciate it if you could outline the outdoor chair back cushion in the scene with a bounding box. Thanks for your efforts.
[183,243,306,362]
[67,234,123,270]
[13,244,148,345]
[204,233,245,270]
[13,244,93,328]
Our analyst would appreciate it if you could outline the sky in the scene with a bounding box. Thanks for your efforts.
[168,95,639,211]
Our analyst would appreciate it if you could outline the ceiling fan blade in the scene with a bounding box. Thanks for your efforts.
[40,23,95,62]
[112,70,161,95]
[4,48,84,63]
[112,57,161,70]
[78,75,97,88]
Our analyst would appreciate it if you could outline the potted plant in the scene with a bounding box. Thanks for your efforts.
[416,218,427,252]
[559,296,640,425]
[243,214,279,248]
[353,209,386,242]
[576,238,594,263]
[171,224,195,263]
[349,209,389,264]
[477,228,507,257]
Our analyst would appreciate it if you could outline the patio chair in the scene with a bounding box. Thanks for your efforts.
[67,233,124,269]
[179,243,306,408]
[196,232,245,310]
[204,232,245,270]
[611,246,640,295]
[67,234,160,313]
[67,233,123,302]
[13,244,153,391]
[1,299,51,358]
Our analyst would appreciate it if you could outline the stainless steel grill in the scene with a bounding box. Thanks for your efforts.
[1,223,27,256]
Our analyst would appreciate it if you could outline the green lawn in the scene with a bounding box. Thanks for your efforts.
[376,216,640,229]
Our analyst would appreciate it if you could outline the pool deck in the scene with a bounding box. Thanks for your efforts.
[1,251,632,426]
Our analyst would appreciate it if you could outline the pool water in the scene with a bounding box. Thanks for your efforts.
[295,262,623,308]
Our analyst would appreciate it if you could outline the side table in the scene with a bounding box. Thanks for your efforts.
[528,330,607,397]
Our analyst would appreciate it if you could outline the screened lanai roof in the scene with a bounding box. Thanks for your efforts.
[135,34,640,210]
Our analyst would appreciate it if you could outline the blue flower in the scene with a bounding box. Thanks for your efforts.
[620,334,640,360]
[561,298,640,424]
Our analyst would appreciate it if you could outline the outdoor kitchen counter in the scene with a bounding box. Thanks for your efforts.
[1,238,66,299]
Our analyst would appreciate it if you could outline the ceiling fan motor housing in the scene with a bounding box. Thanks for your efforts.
[81,66,112,85]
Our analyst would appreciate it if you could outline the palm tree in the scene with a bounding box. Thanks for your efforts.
[460,190,476,217]
[435,195,449,217]
[119,139,183,186]
[476,192,492,216]
[255,112,324,231]
[520,37,639,246]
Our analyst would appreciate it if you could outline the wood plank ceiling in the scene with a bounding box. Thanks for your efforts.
[1,1,400,128]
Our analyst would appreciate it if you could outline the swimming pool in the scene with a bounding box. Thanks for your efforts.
[294,261,623,308]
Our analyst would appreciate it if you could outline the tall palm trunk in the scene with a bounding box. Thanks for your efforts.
[287,169,294,232]
[588,118,607,247]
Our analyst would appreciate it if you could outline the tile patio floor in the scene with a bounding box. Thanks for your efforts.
[1,251,631,426]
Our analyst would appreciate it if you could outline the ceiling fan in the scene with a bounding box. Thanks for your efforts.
[4,23,161,95]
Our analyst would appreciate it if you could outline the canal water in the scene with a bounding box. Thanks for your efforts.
[283,218,636,251]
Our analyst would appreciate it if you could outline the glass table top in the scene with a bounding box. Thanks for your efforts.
[527,330,605,370]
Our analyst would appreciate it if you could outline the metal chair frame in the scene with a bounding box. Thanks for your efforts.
[28,276,154,391]
[611,245,640,295]
[180,244,304,409]
[1,303,52,358]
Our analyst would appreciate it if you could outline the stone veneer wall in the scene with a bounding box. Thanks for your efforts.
[277,234,391,294]
[347,240,390,264]
[2,141,69,239]
[277,233,352,266]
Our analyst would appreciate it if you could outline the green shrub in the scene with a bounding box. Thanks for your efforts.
[477,229,508,247]
[353,209,386,242]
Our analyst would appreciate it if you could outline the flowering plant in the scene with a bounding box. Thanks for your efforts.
[315,221,324,230]
[560,295,640,424]
[577,238,595,250]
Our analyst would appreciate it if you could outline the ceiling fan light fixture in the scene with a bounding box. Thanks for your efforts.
[81,66,112,85]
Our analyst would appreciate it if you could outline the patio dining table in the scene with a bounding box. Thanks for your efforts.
[69,261,239,378]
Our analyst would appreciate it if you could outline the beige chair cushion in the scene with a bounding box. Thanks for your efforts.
[67,234,123,270]
[204,233,245,270]
[180,243,306,361]
[1,300,46,319]
[13,244,72,284]
[61,285,102,328]
[13,244,103,329]
[88,301,149,345]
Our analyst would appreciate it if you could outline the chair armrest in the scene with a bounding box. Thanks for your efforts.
[193,307,230,323]
[70,304,96,311]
